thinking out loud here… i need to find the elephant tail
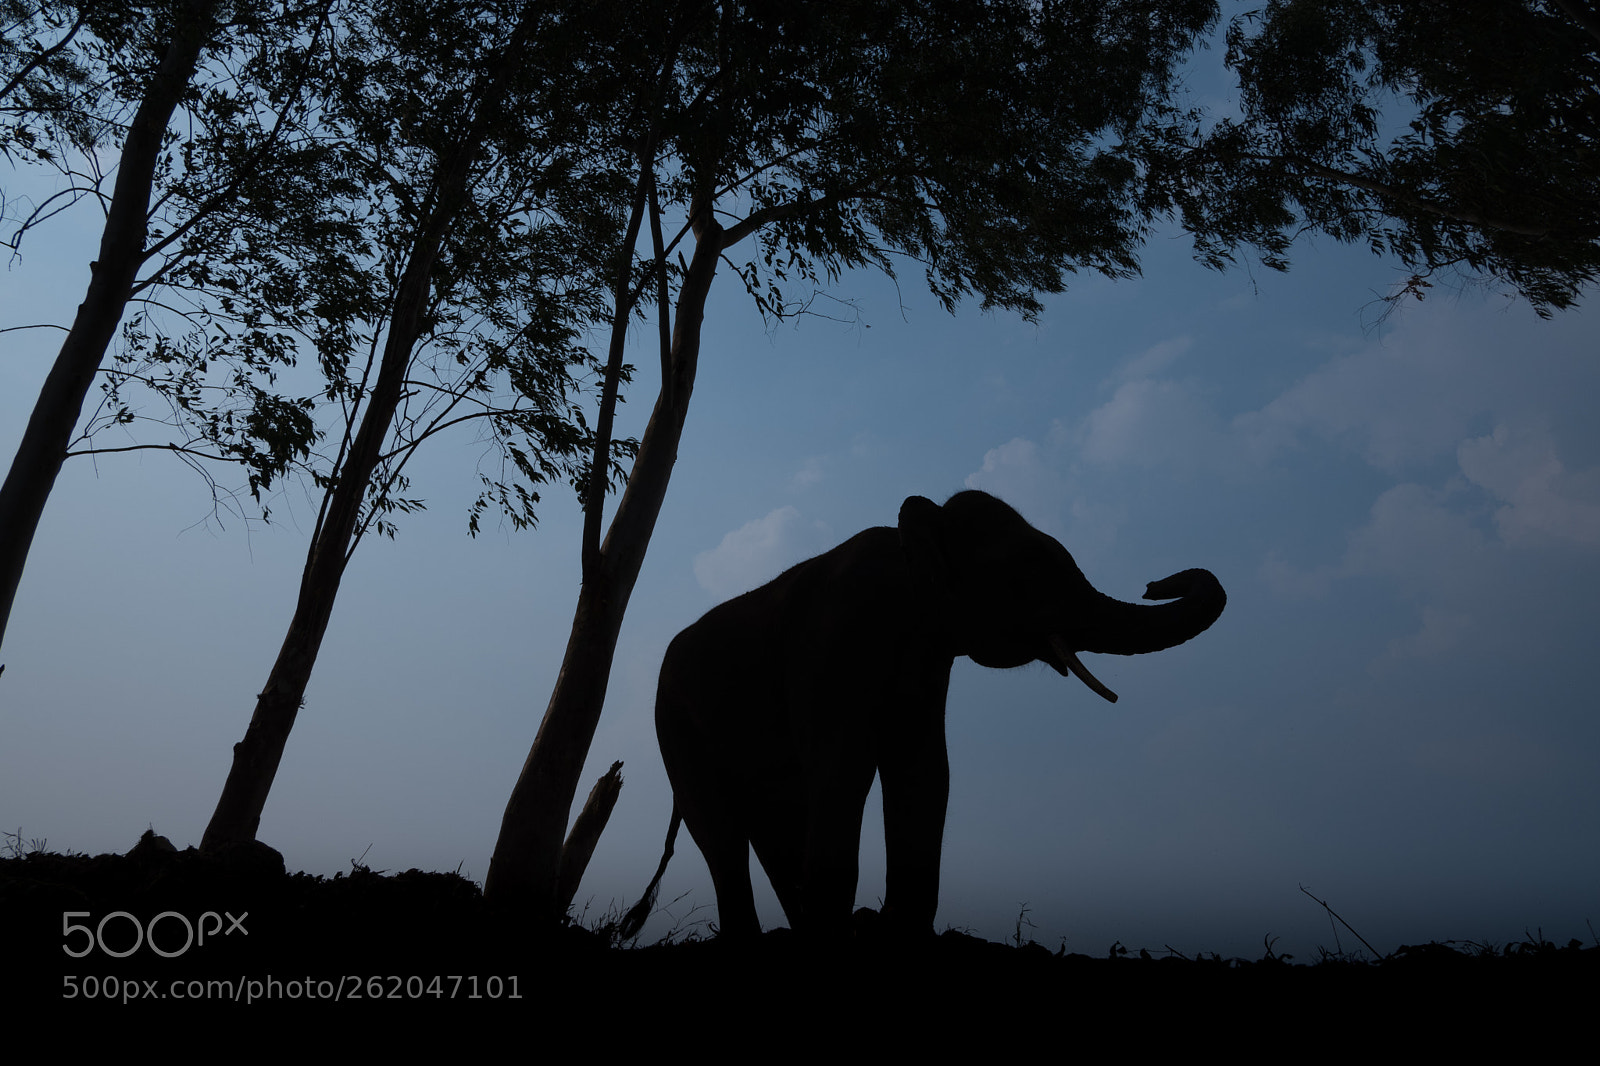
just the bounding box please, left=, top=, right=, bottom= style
left=617, top=806, right=682, bottom=942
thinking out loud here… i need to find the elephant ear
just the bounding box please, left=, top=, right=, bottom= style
left=898, top=495, right=953, bottom=598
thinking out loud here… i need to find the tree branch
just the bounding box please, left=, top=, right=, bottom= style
left=0, top=322, right=70, bottom=336
left=720, top=188, right=851, bottom=249
left=1285, top=157, right=1557, bottom=238
left=65, top=441, right=243, bottom=463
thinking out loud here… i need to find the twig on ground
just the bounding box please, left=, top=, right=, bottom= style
left=1300, top=884, right=1384, bottom=960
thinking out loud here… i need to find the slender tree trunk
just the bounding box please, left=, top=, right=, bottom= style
left=199, top=239, right=440, bottom=846
left=0, top=0, right=217, bottom=658
left=484, top=214, right=725, bottom=916
left=201, top=10, right=539, bottom=847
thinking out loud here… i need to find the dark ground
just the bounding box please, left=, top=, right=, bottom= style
left=3, top=832, right=1593, bottom=1038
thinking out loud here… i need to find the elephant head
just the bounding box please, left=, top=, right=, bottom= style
left=897, top=491, right=1225, bottom=702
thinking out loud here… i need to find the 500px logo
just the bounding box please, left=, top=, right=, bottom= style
left=62, top=910, right=247, bottom=959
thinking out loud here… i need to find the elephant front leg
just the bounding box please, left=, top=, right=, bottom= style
left=877, top=720, right=949, bottom=936
left=800, top=763, right=876, bottom=936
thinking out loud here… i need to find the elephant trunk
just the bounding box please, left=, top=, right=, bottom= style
left=1078, top=568, right=1226, bottom=658
left=1043, top=568, right=1224, bottom=704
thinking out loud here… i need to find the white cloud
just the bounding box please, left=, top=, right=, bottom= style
left=1063, top=495, right=1127, bottom=557
left=1260, top=482, right=1489, bottom=610
left=966, top=437, right=1039, bottom=481
left=1241, top=300, right=1600, bottom=631
left=1341, top=482, right=1488, bottom=591
left=964, top=438, right=1069, bottom=536
left=1231, top=298, right=1574, bottom=475
left=1066, top=335, right=1225, bottom=472
left=962, top=434, right=1130, bottom=555
left=1115, top=335, right=1192, bottom=383
left=1081, top=378, right=1219, bottom=469
left=692, top=506, right=832, bottom=599
left=1457, top=422, right=1600, bottom=547
left=790, top=456, right=825, bottom=489
left=1266, top=420, right=1600, bottom=612
left=1235, top=343, right=1468, bottom=473
left=1259, top=550, right=1334, bottom=599
left=1382, top=606, right=1473, bottom=661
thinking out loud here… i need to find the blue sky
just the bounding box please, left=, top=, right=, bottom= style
left=5, top=139, right=1599, bottom=959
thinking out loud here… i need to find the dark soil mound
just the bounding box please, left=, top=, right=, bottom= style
left=4, top=833, right=1593, bottom=1037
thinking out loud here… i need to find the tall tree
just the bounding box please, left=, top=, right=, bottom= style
left=484, top=0, right=1228, bottom=917
left=200, top=0, right=626, bottom=848
left=0, top=0, right=360, bottom=659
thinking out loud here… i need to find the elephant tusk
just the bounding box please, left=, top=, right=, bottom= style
left=1068, top=652, right=1120, bottom=703
left=1049, top=635, right=1118, bottom=703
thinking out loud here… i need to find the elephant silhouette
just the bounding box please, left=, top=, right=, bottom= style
left=623, top=490, right=1225, bottom=940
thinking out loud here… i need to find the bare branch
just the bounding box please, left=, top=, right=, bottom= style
left=65, top=441, right=241, bottom=463
left=0, top=322, right=70, bottom=336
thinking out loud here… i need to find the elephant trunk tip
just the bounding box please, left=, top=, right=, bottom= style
left=1080, top=567, right=1225, bottom=659
left=1144, top=568, right=1224, bottom=605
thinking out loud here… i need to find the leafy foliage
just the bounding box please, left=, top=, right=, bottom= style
left=5, top=1, right=633, bottom=537
left=611, top=0, right=1224, bottom=326
left=296, top=0, right=631, bottom=542
left=4, top=1, right=370, bottom=513
left=0, top=0, right=123, bottom=167
left=1175, top=0, right=1600, bottom=313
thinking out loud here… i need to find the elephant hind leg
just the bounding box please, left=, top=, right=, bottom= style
left=659, top=722, right=762, bottom=938
left=749, top=789, right=808, bottom=931
left=669, top=795, right=762, bottom=938
left=697, top=826, right=761, bottom=939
